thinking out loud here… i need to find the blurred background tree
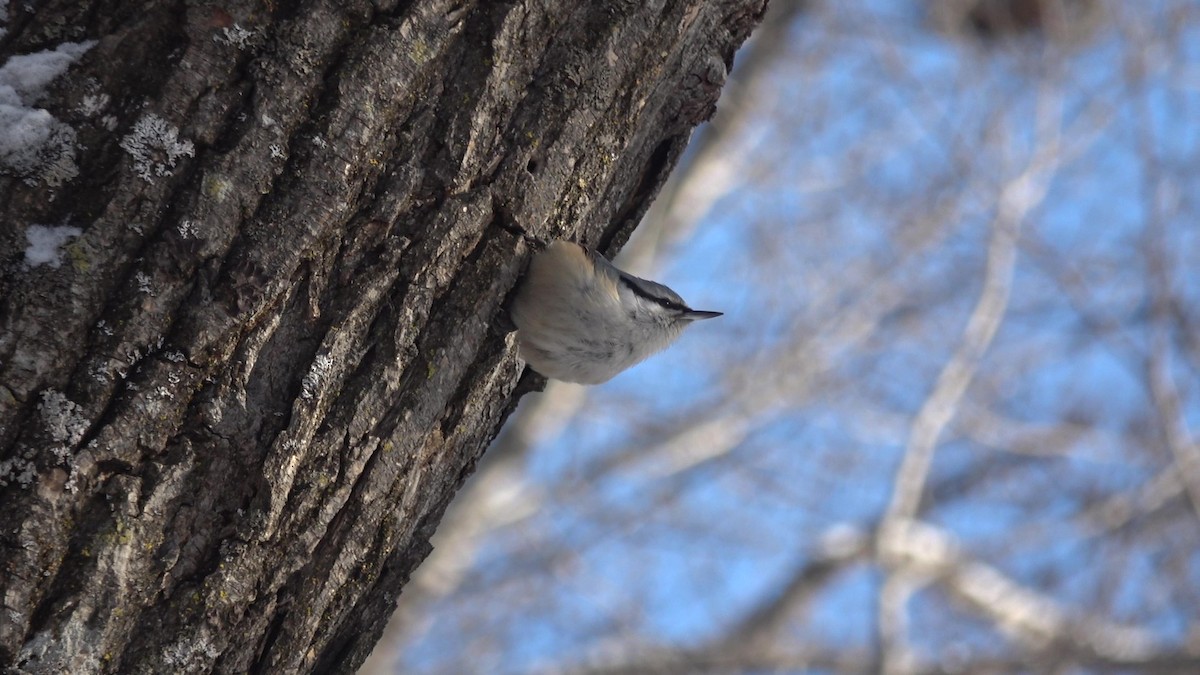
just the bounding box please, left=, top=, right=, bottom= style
left=364, top=0, right=1200, bottom=672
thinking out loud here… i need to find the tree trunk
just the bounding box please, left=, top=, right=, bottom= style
left=0, top=0, right=764, bottom=672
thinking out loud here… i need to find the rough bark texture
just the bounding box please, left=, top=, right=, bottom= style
left=0, top=0, right=765, bottom=672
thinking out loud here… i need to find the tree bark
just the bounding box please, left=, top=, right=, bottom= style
left=0, top=0, right=765, bottom=672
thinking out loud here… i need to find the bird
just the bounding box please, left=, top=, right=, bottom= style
left=509, top=240, right=722, bottom=384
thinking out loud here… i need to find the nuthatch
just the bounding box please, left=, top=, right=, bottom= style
left=510, top=240, right=722, bottom=384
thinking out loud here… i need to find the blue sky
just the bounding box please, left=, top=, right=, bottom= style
left=386, top=2, right=1200, bottom=673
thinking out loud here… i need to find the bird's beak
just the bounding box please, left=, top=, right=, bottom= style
left=684, top=309, right=723, bottom=321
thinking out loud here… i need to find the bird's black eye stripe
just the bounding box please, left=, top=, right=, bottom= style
left=618, top=277, right=687, bottom=311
